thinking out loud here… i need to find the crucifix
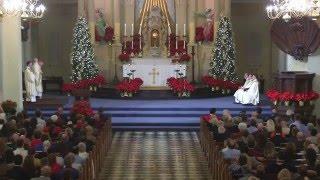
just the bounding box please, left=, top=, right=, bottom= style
left=148, top=67, right=159, bottom=84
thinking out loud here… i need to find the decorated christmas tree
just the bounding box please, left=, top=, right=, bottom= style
left=71, top=17, right=99, bottom=83
left=209, top=16, right=238, bottom=82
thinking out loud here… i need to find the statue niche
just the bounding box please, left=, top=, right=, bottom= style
left=141, top=6, right=168, bottom=57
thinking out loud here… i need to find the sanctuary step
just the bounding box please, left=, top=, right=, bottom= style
left=25, top=95, right=273, bottom=130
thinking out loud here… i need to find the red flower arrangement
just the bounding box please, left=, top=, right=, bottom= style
left=118, top=52, right=130, bottom=62
left=71, top=100, right=94, bottom=117
left=62, top=74, right=106, bottom=93
left=104, top=26, right=114, bottom=43
left=195, top=27, right=205, bottom=43
left=116, top=78, right=143, bottom=93
left=95, top=28, right=102, bottom=42
left=201, top=114, right=211, bottom=123
left=279, top=92, right=295, bottom=102
left=167, top=77, right=195, bottom=96
left=266, top=89, right=319, bottom=104
left=179, top=54, right=191, bottom=63
left=201, top=76, right=240, bottom=91
left=266, top=90, right=281, bottom=102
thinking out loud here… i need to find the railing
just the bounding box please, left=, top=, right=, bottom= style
left=199, top=120, right=232, bottom=180
left=80, top=118, right=112, bottom=180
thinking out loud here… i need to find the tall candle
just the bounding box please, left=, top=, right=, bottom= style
left=183, top=24, right=186, bottom=36
left=124, top=23, right=127, bottom=36
left=139, top=24, right=142, bottom=35
left=168, top=24, right=171, bottom=34
left=131, top=23, right=134, bottom=36
left=139, top=36, right=142, bottom=49
left=176, top=23, right=178, bottom=35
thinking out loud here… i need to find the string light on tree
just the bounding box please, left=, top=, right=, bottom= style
left=209, top=16, right=238, bottom=82
left=70, top=17, right=99, bottom=83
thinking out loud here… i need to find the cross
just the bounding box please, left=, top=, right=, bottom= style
left=148, top=67, right=159, bottom=84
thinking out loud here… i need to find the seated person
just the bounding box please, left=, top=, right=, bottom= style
left=234, top=74, right=260, bottom=105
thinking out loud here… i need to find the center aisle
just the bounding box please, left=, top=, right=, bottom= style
left=98, top=131, right=210, bottom=179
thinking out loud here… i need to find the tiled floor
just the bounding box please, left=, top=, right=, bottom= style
left=98, top=131, right=210, bottom=180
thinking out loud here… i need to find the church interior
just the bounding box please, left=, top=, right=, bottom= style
left=1, top=0, right=320, bottom=179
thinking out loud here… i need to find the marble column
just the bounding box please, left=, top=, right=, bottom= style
left=187, top=0, right=198, bottom=82
left=78, top=0, right=85, bottom=16
left=87, top=0, right=95, bottom=43
left=113, top=0, right=122, bottom=82
left=0, top=16, right=23, bottom=111
left=224, top=0, right=231, bottom=17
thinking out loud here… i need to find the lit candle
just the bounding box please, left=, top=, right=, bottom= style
left=183, top=24, right=186, bottom=36
left=131, top=23, right=134, bottom=36
left=124, top=23, right=127, bottom=36
left=139, top=24, right=142, bottom=35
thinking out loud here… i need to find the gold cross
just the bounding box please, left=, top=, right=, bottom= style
left=148, top=67, right=159, bottom=84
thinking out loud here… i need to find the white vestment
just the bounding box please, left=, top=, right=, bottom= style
left=32, top=62, right=43, bottom=97
left=234, top=77, right=260, bottom=105
left=24, top=67, right=37, bottom=102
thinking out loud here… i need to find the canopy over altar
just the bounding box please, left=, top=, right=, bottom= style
left=123, top=58, right=186, bottom=87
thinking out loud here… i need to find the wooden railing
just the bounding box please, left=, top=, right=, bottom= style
left=80, top=119, right=112, bottom=180
left=199, top=120, right=233, bottom=180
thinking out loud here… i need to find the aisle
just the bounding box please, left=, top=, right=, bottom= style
left=98, top=131, right=210, bottom=179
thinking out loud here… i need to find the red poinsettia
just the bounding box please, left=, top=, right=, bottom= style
left=279, top=91, right=294, bottom=101
left=201, top=114, right=211, bottom=123
left=95, top=28, right=102, bottom=42
left=118, top=52, right=130, bottom=62
left=308, top=91, right=319, bottom=101
left=195, top=27, right=205, bottom=42
left=104, top=26, right=114, bottom=42
left=116, top=78, right=143, bottom=93
left=166, top=77, right=195, bottom=93
left=62, top=75, right=106, bottom=93
left=179, top=54, right=191, bottom=63
left=71, top=100, right=94, bottom=117
left=266, top=89, right=281, bottom=102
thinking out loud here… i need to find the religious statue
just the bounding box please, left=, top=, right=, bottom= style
left=196, top=8, right=214, bottom=42
left=32, top=58, right=44, bottom=99
left=234, top=74, right=260, bottom=105
left=24, top=61, right=37, bottom=102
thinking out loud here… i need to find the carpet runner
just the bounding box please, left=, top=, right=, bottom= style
left=98, top=131, right=210, bottom=179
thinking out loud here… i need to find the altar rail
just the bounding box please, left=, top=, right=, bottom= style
left=199, top=120, right=232, bottom=180
left=79, top=119, right=112, bottom=180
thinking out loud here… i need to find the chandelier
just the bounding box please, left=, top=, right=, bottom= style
left=0, top=0, right=46, bottom=19
left=266, top=0, right=320, bottom=20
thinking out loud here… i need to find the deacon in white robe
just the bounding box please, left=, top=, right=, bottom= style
left=25, top=61, right=37, bottom=102
left=234, top=74, right=260, bottom=105
left=32, top=58, right=43, bottom=98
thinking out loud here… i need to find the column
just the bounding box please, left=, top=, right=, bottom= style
left=0, top=16, right=23, bottom=111
left=188, top=0, right=197, bottom=82
left=78, top=0, right=85, bottom=16
left=224, top=0, right=231, bottom=17
left=87, top=0, right=95, bottom=43
left=113, top=0, right=122, bottom=82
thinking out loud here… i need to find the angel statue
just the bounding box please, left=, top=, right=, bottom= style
left=195, top=8, right=214, bottom=42
left=95, top=9, right=107, bottom=39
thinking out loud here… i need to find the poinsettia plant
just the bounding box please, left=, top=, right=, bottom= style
left=179, top=54, right=191, bottom=63
left=118, top=52, right=130, bottom=62
left=62, top=74, right=106, bottom=93
left=266, top=89, right=281, bottom=102
left=202, top=76, right=240, bottom=93
left=265, top=89, right=319, bottom=105
left=195, top=27, right=205, bottom=43
left=71, top=100, right=94, bottom=117
left=167, top=77, right=195, bottom=97
left=116, top=78, right=143, bottom=96
left=104, top=27, right=114, bottom=43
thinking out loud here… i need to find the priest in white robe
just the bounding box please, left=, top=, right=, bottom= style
left=234, top=74, right=260, bottom=105
left=25, top=61, right=37, bottom=102
left=32, top=58, right=43, bottom=98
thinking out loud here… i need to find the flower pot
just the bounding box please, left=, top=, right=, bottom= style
left=128, top=92, right=133, bottom=97
left=310, top=100, right=314, bottom=105
left=299, top=101, right=304, bottom=107
left=211, top=87, right=215, bottom=92
left=273, top=101, right=277, bottom=106
left=227, top=89, right=231, bottom=94
left=222, top=89, right=226, bottom=95
left=178, top=92, right=182, bottom=97
left=198, top=41, right=202, bottom=46
left=120, top=92, right=129, bottom=97
left=215, top=86, right=220, bottom=91
left=284, top=101, right=290, bottom=106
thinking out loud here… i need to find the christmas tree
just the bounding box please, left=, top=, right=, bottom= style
left=209, top=16, right=238, bottom=82
left=71, top=17, right=99, bottom=82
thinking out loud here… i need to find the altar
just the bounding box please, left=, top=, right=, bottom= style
left=123, top=58, right=186, bottom=87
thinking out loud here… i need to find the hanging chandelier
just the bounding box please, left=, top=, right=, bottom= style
left=0, top=0, right=46, bottom=19
left=266, top=0, right=320, bottom=20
